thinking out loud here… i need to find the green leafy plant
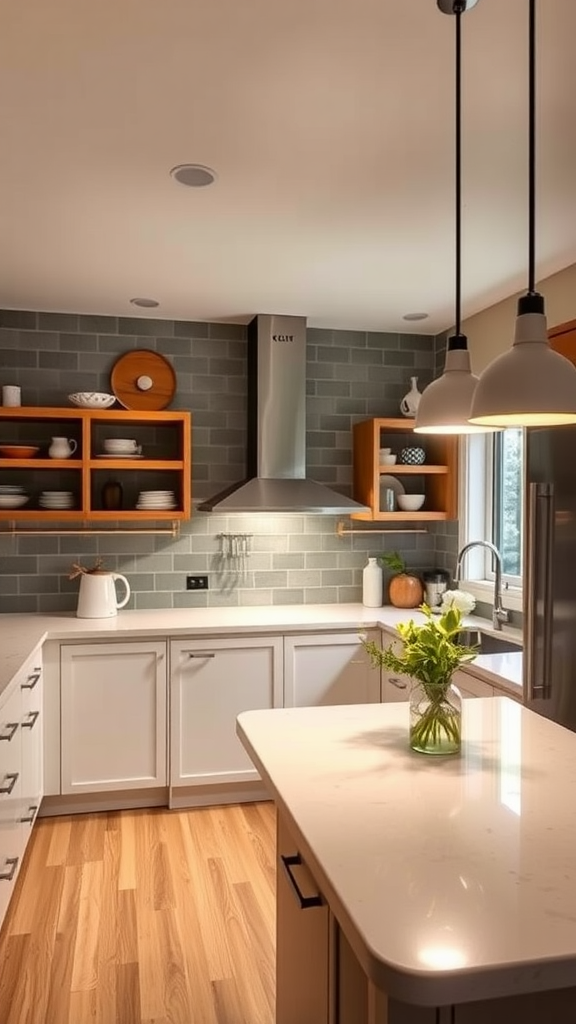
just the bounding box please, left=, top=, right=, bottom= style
left=362, top=605, right=478, bottom=752
left=379, top=550, right=406, bottom=574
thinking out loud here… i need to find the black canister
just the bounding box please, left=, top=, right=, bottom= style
left=423, top=569, right=451, bottom=608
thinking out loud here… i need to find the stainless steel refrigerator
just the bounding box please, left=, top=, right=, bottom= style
left=524, top=425, right=576, bottom=731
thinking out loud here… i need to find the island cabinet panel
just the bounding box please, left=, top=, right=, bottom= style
left=284, top=631, right=381, bottom=707
left=60, top=641, right=167, bottom=794
left=170, top=636, right=283, bottom=791
left=453, top=987, right=576, bottom=1023
left=276, top=812, right=332, bottom=1024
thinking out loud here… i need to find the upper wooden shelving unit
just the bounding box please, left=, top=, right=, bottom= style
left=0, top=407, right=192, bottom=524
left=351, top=417, right=458, bottom=522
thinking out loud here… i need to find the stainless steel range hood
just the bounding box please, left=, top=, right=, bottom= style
left=199, top=314, right=369, bottom=514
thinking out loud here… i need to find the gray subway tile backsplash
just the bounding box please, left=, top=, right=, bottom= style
left=0, top=308, right=451, bottom=612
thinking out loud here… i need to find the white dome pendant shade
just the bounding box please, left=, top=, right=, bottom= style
left=468, top=0, right=576, bottom=428
left=468, top=294, right=576, bottom=427
left=415, top=335, right=490, bottom=434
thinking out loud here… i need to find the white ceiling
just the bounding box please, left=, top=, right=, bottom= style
left=1, top=0, right=575, bottom=334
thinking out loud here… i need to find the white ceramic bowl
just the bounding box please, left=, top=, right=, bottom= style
left=0, top=494, right=29, bottom=509
left=69, top=392, right=116, bottom=409
left=397, top=493, right=425, bottom=511
left=380, top=454, right=397, bottom=465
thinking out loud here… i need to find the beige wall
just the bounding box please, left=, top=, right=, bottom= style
left=463, top=262, right=576, bottom=374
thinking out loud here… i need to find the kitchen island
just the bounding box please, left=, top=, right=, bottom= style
left=237, top=699, right=576, bottom=1023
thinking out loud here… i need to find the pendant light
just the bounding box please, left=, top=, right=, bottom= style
left=415, top=0, right=489, bottom=435
left=469, top=0, right=576, bottom=427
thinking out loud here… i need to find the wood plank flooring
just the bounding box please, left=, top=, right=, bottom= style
left=0, top=802, right=276, bottom=1024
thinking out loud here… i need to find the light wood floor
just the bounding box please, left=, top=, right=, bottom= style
left=0, top=801, right=277, bottom=1024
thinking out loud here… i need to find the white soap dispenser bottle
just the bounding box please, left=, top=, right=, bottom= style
left=362, top=557, right=382, bottom=608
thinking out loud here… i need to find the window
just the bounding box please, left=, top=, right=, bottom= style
left=490, top=428, right=523, bottom=581
left=460, top=428, right=524, bottom=607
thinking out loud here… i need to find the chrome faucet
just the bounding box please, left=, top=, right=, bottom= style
left=454, top=541, right=510, bottom=632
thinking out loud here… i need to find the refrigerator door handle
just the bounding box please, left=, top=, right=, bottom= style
left=525, top=482, right=554, bottom=701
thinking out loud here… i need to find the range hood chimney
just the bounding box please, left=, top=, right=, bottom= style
left=199, top=314, right=369, bottom=514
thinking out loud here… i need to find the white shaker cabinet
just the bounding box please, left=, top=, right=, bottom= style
left=19, top=657, right=43, bottom=831
left=170, top=635, right=283, bottom=792
left=60, top=641, right=167, bottom=794
left=0, top=653, right=43, bottom=932
left=452, top=669, right=494, bottom=699
left=284, top=631, right=381, bottom=708
left=0, top=681, right=22, bottom=930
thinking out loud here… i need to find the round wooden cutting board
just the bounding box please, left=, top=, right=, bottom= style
left=110, top=350, right=177, bottom=410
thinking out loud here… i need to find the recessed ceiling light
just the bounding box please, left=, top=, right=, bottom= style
left=170, top=164, right=217, bottom=188
left=402, top=312, right=429, bottom=322
left=130, top=297, right=159, bottom=309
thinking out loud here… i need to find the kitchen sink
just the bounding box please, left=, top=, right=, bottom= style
left=456, top=629, right=522, bottom=655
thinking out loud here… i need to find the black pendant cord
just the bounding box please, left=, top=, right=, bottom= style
left=527, top=0, right=536, bottom=295
left=454, top=7, right=462, bottom=336
left=518, top=0, right=544, bottom=315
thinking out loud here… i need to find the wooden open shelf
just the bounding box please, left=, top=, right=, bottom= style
left=351, top=417, right=458, bottom=521
left=0, top=407, right=192, bottom=524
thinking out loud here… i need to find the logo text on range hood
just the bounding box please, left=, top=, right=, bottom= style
left=198, top=314, right=369, bottom=514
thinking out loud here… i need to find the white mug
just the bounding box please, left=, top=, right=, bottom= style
left=2, top=385, right=21, bottom=407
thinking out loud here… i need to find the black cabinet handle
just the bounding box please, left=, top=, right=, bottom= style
left=389, top=676, right=408, bottom=690
left=21, top=671, right=41, bottom=690
left=21, top=710, right=40, bottom=730
left=280, top=853, right=323, bottom=909
left=0, top=857, right=18, bottom=882
left=0, top=722, right=18, bottom=742
left=0, top=772, right=19, bottom=795
left=20, top=805, right=38, bottom=825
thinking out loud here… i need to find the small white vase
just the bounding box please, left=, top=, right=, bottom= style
left=400, top=376, right=422, bottom=418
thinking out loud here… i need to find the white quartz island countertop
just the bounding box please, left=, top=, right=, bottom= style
left=0, top=603, right=522, bottom=699
left=237, top=699, right=576, bottom=1009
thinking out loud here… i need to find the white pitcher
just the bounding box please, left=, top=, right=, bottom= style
left=48, top=436, right=77, bottom=459
left=399, top=376, right=422, bottom=418
left=76, top=571, right=131, bottom=618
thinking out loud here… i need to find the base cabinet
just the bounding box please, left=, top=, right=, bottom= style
left=284, top=631, right=381, bottom=707
left=60, top=641, right=167, bottom=794
left=0, top=653, right=43, bottom=933
left=170, top=636, right=283, bottom=791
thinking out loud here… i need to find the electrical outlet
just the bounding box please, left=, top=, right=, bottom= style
left=186, top=575, right=209, bottom=591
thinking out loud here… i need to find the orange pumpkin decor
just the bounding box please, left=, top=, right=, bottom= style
left=381, top=551, right=424, bottom=609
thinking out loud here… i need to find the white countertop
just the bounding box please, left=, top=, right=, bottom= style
left=237, top=699, right=576, bottom=1007
left=0, top=603, right=522, bottom=698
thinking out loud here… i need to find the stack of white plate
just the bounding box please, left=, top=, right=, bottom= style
left=136, top=489, right=177, bottom=510
left=39, top=490, right=75, bottom=510
left=0, top=485, right=29, bottom=509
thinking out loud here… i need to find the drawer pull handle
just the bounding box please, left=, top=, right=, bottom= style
left=0, top=722, right=18, bottom=742
left=187, top=652, right=216, bottom=659
left=0, top=857, right=18, bottom=882
left=21, top=671, right=41, bottom=691
left=280, top=853, right=323, bottom=910
left=20, top=805, right=38, bottom=825
left=21, top=710, right=40, bottom=730
left=389, top=676, right=408, bottom=690
left=0, top=772, right=19, bottom=795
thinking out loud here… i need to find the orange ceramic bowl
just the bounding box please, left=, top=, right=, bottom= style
left=0, top=445, right=40, bottom=459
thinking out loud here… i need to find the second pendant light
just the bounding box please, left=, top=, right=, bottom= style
left=415, top=0, right=489, bottom=435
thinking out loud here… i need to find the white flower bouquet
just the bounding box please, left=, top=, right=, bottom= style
left=440, top=588, right=476, bottom=615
